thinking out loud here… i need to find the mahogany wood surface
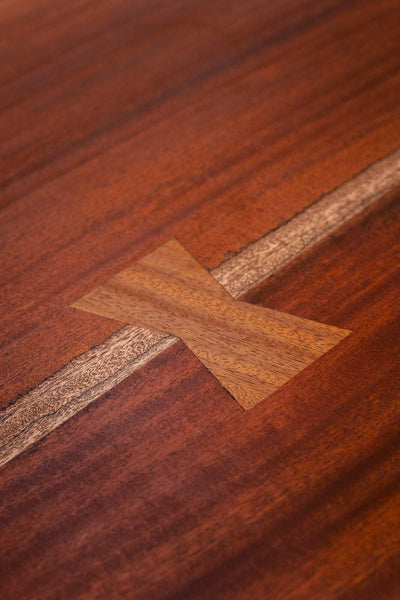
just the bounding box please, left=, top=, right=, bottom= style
left=73, top=239, right=349, bottom=409
left=1, top=151, right=396, bottom=470
left=1, top=0, right=400, bottom=409
left=1, top=189, right=399, bottom=599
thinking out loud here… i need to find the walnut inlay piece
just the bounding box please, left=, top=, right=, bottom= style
left=72, top=240, right=349, bottom=409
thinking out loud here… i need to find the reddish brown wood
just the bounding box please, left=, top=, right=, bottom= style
left=1, top=155, right=393, bottom=470
left=0, top=190, right=399, bottom=599
left=1, top=0, right=400, bottom=408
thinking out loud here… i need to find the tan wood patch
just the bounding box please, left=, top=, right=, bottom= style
left=73, top=239, right=349, bottom=409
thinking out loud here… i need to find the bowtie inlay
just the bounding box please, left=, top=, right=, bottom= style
left=73, top=239, right=349, bottom=409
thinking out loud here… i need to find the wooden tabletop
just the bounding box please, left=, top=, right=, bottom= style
left=1, top=1, right=400, bottom=598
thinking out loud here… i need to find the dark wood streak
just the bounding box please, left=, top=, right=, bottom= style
left=1, top=0, right=400, bottom=411
left=0, top=190, right=399, bottom=599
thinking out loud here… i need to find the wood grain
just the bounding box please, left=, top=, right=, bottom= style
left=73, top=239, right=348, bottom=409
left=1, top=2, right=399, bottom=596
left=0, top=188, right=398, bottom=600
left=1, top=150, right=399, bottom=467
left=213, top=148, right=400, bottom=297
left=1, top=0, right=400, bottom=412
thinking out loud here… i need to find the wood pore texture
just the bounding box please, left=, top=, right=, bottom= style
left=1, top=0, right=400, bottom=598
left=73, top=239, right=349, bottom=409
left=1, top=0, right=400, bottom=410
left=1, top=188, right=399, bottom=600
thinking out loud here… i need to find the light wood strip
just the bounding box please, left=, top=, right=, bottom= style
left=1, top=149, right=400, bottom=467
left=213, top=149, right=400, bottom=297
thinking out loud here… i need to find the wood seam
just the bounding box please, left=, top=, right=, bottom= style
left=1, top=148, right=400, bottom=467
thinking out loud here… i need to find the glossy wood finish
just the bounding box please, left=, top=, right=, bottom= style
left=2, top=151, right=397, bottom=468
left=1, top=0, right=400, bottom=410
left=1, top=190, right=399, bottom=599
